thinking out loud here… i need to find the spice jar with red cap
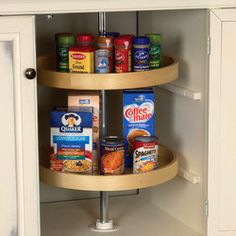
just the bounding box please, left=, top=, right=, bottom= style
left=114, top=36, right=132, bottom=73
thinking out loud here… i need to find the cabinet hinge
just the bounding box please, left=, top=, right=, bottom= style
left=204, top=200, right=209, bottom=217
left=207, top=36, right=211, bottom=55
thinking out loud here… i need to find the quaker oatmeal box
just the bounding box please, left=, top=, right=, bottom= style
left=50, top=106, right=93, bottom=174
left=68, top=91, right=100, bottom=172
left=123, top=89, right=155, bottom=168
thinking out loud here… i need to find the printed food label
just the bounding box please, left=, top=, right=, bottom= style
left=133, top=47, right=149, bottom=71
left=50, top=109, right=93, bottom=174
left=101, top=144, right=125, bottom=175
left=69, top=51, right=94, bottom=73
left=123, top=89, right=155, bottom=168
left=133, top=144, right=158, bottom=173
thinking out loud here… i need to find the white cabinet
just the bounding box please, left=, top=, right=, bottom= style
left=208, top=9, right=236, bottom=236
left=1, top=6, right=236, bottom=236
left=0, top=16, right=40, bottom=236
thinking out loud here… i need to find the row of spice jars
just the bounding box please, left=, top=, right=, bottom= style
left=55, top=32, right=161, bottom=73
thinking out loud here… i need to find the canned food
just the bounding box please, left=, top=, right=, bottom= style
left=100, top=136, right=125, bottom=175
left=95, top=49, right=109, bottom=73
left=133, top=136, right=158, bottom=173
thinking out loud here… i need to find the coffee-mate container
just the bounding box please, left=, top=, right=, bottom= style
left=123, top=89, right=155, bottom=168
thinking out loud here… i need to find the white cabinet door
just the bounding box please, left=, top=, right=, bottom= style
left=208, top=9, right=236, bottom=236
left=0, top=16, right=40, bottom=236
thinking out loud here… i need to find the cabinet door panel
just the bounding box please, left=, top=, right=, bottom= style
left=208, top=9, right=236, bottom=236
left=0, top=16, right=39, bottom=236
left=0, top=40, right=17, bottom=236
left=219, top=21, right=236, bottom=231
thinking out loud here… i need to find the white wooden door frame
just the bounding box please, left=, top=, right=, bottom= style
left=0, top=16, right=40, bottom=236
left=208, top=9, right=236, bottom=236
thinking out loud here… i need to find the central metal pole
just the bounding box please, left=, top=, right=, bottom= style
left=100, top=191, right=109, bottom=223
left=90, top=11, right=119, bottom=233
left=99, top=11, right=109, bottom=226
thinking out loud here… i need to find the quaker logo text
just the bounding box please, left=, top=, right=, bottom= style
left=60, top=113, right=82, bottom=132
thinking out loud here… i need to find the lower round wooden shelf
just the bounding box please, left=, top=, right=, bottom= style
left=40, top=145, right=178, bottom=191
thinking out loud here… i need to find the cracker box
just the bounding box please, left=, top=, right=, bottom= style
left=123, top=89, right=155, bottom=168
left=68, top=91, right=100, bottom=172
left=50, top=107, right=93, bottom=174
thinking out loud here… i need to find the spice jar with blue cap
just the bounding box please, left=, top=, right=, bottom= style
left=133, top=36, right=150, bottom=72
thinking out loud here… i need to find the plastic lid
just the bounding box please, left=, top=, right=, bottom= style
left=120, top=34, right=134, bottom=42
left=114, top=36, right=131, bottom=46
left=145, top=33, right=161, bottom=43
left=133, top=135, right=158, bottom=143
left=76, top=34, right=94, bottom=43
left=97, top=36, right=113, bottom=45
left=55, top=33, right=75, bottom=45
left=133, top=36, right=150, bottom=45
left=69, top=46, right=94, bottom=52
left=103, top=32, right=120, bottom=38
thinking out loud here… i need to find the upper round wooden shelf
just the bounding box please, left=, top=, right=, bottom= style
left=40, top=145, right=178, bottom=191
left=37, top=54, right=179, bottom=90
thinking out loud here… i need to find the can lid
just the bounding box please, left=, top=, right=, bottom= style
left=97, top=36, right=113, bottom=45
left=133, top=36, right=150, bottom=45
left=76, top=34, right=94, bottom=43
left=55, top=33, right=75, bottom=45
left=120, top=34, right=134, bottom=42
left=145, top=33, right=161, bottom=43
left=114, top=36, right=131, bottom=46
left=103, top=32, right=120, bottom=38
left=133, top=135, right=158, bottom=143
left=101, top=136, right=124, bottom=145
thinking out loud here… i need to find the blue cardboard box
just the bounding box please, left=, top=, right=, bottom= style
left=123, top=89, right=155, bottom=168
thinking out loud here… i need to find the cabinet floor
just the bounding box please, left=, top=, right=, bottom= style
left=40, top=194, right=201, bottom=236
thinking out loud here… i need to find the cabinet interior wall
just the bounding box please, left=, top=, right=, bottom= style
left=36, top=9, right=208, bottom=235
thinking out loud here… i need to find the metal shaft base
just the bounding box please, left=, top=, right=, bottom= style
left=89, top=191, right=119, bottom=232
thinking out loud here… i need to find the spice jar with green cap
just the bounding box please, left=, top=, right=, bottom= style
left=55, top=33, right=75, bottom=72
left=145, top=33, right=161, bottom=69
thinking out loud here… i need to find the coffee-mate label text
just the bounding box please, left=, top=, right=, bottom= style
left=123, top=89, right=155, bottom=167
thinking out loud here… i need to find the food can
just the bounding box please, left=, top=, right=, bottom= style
left=100, top=136, right=125, bottom=175
left=95, top=49, right=109, bottom=73
left=133, top=136, right=158, bottom=173
left=133, top=36, right=150, bottom=71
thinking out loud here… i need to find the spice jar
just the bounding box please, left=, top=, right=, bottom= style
left=97, top=36, right=113, bottom=72
left=114, top=36, right=132, bottom=73
left=55, top=33, right=75, bottom=72
left=133, top=36, right=150, bottom=72
left=69, top=46, right=94, bottom=73
left=145, top=33, right=161, bottom=69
